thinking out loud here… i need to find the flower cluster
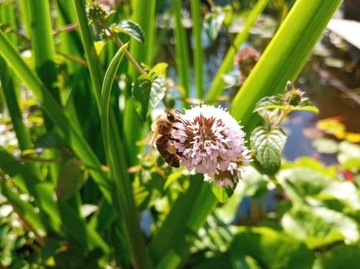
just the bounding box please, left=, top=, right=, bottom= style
left=235, top=46, right=260, bottom=82
left=171, top=105, right=251, bottom=188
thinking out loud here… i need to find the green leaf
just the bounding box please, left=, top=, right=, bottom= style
left=150, top=62, right=168, bottom=77
left=282, top=206, right=359, bottom=249
left=281, top=157, right=337, bottom=177
left=278, top=166, right=360, bottom=212
left=211, top=184, right=234, bottom=203
left=314, top=244, right=360, bottom=269
left=132, top=74, right=166, bottom=121
left=278, top=168, right=331, bottom=199
left=101, top=44, right=152, bottom=268
left=253, top=95, right=284, bottom=112
left=338, top=141, right=360, bottom=170
left=56, top=158, right=88, bottom=201
left=230, top=227, right=314, bottom=268
left=254, top=94, right=319, bottom=115
left=114, top=20, right=145, bottom=43
left=250, top=126, right=287, bottom=175
left=132, top=75, right=151, bottom=121
left=149, top=75, right=166, bottom=108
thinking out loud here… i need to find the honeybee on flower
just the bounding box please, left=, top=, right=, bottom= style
left=149, top=105, right=252, bottom=188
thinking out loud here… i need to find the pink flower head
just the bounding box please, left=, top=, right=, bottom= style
left=172, top=105, right=251, bottom=188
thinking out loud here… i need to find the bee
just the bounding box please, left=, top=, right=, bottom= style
left=147, top=109, right=181, bottom=167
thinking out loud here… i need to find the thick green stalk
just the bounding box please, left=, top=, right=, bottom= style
left=73, top=0, right=103, bottom=108
left=27, top=0, right=61, bottom=181
left=18, top=0, right=31, bottom=36
left=173, top=0, right=191, bottom=100
left=129, top=0, right=156, bottom=72
left=206, top=0, right=270, bottom=101
left=28, top=0, right=60, bottom=104
left=230, top=0, right=343, bottom=126
left=190, top=0, right=204, bottom=99
left=0, top=59, right=32, bottom=151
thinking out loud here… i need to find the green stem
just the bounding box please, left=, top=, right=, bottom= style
left=101, top=44, right=152, bottom=268
left=0, top=58, right=32, bottom=151
left=173, top=0, right=191, bottom=101
left=73, top=0, right=103, bottom=108
left=190, top=0, right=205, bottom=99
left=28, top=0, right=60, bottom=104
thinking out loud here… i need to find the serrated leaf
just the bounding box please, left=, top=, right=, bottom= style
left=149, top=76, right=166, bottom=108
left=132, top=75, right=151, bottom=121
left=114, top=20, right=145, bottom=43
left=132, top=75, right=166, bottom=121
left=254, top=95, right=284, bottom=112
left=250, top=126, right=287, bottom=175
left=254, top=94, right=319, bottom=115
left=56, top=158, right=87, bottom=201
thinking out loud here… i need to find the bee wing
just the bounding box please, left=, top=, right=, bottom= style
left=145, top=130, right=159, bottom=156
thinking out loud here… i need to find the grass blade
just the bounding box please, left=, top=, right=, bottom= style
left=101, top=44, right=152, bottom=269
left=0, top=29, right=112, bottom=201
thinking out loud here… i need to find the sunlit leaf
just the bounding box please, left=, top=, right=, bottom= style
left=316, top=118, right=346, bottom=138
left=149, top=75, right=166, bottom=108
left=253, top=95, right=284, bottom=112
left=312, top=138, right=338, bottom=154
left=250, top=126, right=287, bottom=175
left=278, top=166, right=360, bottom=212
left=282, top=206, right=359, bottom=249
left=132, top=74, right=166, bottom=121
left=281, top=157, right=337, bottom=177
left=150, top=62, right=168, bottom=77
left=337, top=141, right=360, bottom=171
left=277, top=168, right=331, bottom=199
left=94, top=40, right=107, bottom=55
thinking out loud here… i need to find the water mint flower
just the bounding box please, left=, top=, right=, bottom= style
left=172, top=105, right=251, bottom=188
